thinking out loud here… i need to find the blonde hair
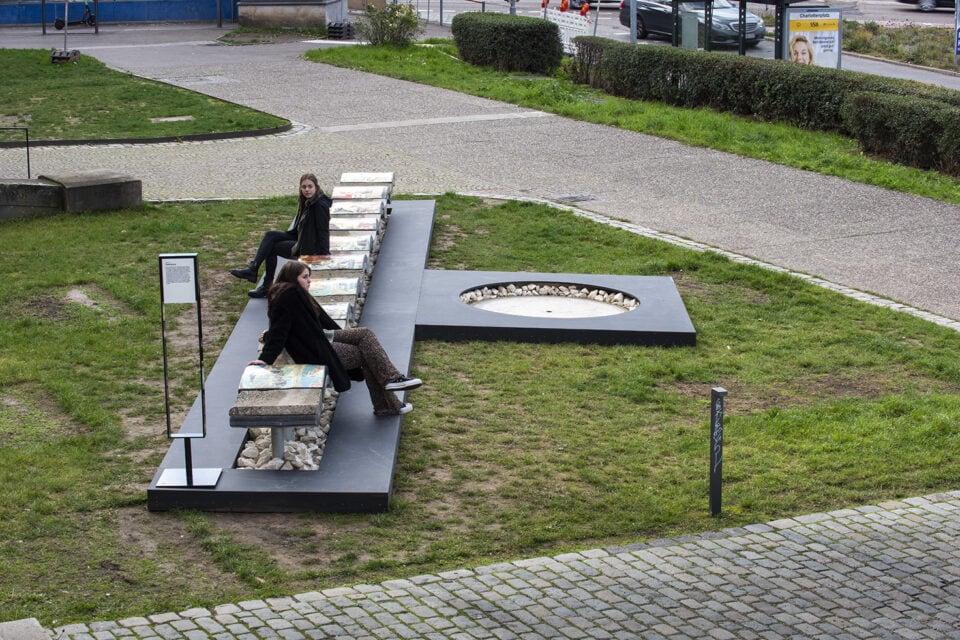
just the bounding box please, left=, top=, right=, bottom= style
left=789, top=35, right=814, bottom=65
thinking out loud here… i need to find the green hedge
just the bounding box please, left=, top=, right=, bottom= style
left=572, top=36, right=960, bottom=176
left=451, top=12, right=563, bottom=74
left=842, top=92, right=960, bottom=175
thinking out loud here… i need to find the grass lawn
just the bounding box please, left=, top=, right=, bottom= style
left=0, top=49, right=288, bottom=142
left=1, top=194, right=960, bottom=625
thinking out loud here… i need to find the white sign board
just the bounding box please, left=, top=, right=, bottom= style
left=784, top=8, right=842, bottom=70
left=160, top=253, right=198, bottom=304
left=545, top=8, right=591, bottom=55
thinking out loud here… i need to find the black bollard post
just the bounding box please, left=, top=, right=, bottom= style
left=709, top=387, right=727, bottom=516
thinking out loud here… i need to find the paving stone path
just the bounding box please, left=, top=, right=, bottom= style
left=47, top=492, right=960, bottom=639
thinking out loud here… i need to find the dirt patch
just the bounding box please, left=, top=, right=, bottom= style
left=0, top=383, right=86, bottom=443
left=0, top=114, right=29, bottom=126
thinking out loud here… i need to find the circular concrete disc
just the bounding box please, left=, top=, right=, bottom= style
left=470, top=295, right=628, bottom=318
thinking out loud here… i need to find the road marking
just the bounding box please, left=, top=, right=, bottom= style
left=319, top=111, right=554, bottom=132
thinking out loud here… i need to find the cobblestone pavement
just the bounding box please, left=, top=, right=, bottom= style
left=3, top=23, right=960, bottom=640
left=46, top=492, right=960, bottom=639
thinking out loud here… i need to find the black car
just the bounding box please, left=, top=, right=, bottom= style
left=618, top=0, right=766, bottom=47
left=896, top=0, right=955, bottom=11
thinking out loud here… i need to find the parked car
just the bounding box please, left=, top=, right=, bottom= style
left=618, top=0, right=766, bottom=47
left=896, top=0, right=955, bottom=11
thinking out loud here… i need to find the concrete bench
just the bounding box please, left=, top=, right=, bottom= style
left=229, top=364, right=328, bottom=459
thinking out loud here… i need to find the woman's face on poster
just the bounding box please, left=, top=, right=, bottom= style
left=792, top=41, right=812, bottom=64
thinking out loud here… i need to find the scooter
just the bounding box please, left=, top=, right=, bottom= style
left=54, top=0, right=96, bottom=30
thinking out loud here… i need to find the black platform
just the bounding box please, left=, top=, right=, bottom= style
left=148, top=200, right=697, bottom=513
left=147, top=200, right=436, bottom=512
left=416, top=271, right=696, bottom=346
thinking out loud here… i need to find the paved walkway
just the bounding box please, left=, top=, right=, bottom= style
left=39, top=491, right=960, bottom=639
left=2, top=21, right=960, bottom=640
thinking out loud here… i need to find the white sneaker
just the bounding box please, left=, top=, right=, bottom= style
left=385, top=376, right=422, bottom=391
left=399, top=402, right=413, bottom=415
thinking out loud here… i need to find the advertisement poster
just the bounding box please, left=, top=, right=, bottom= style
left=784, top=8, right=842, bottom=69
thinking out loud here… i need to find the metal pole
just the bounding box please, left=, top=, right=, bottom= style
left=955, top=1, right=959, bottom=66
left=671, top=0, right=678, bottom=47
left=774, top=0, right=785, bottom=60
left=629, top=0, right=637, bottom=44
left=184, top=438, right=194, bottom=486
left=709, top=386, right=727, bottom=517
left=704, top=0, right=712, bottom=52
left=737, top=0, right=746, bottom=56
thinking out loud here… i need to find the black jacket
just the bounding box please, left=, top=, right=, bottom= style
left=259, top=285, right=358, bottom=391
left=292, top=194, right=332, bottom=256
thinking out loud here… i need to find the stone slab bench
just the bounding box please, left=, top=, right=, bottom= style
left=230, top=382, right=327, bottom=458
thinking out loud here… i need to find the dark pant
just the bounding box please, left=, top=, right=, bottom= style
left=331, top=327, right=404, bottom=415
left=252, top=229, right=297, bottom=285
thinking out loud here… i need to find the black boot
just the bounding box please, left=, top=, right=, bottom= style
left=230, top=263, right=258, bottom=283
left=248, top=283, right=270, bottom=298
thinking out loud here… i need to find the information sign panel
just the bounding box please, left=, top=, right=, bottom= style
left=784, top=8, right=842, bottom=69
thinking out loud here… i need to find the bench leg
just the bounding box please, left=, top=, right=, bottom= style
left=271, top=428, right=289, bottom=460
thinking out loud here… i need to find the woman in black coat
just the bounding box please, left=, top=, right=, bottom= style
left=249, top=261, right=422, bottom=416
left=230, top=173, right=332, bottom=298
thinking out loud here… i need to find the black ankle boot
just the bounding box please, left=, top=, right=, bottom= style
left=230, top=263, right=258, bottom=283
left=248, top=283, right=270, bottom=298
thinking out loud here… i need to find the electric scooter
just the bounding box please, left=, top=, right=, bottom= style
left=54, top=0, right=96, bottom=30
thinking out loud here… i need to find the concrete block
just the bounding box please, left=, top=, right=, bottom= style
left=39, top=170, right=142, bottom=213
left=0, top=178, right=62, bottom=220
left=0, top=618, right=48, bottom=640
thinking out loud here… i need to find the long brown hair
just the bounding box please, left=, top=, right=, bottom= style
left=297, top=173, right=323, bottom=210
left=269, top=260, right=321, bottom=317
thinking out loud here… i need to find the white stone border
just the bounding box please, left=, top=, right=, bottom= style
left=460, top=282, right=639, bottom=311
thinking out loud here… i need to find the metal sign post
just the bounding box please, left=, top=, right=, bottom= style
left=955, top=2, right=959, bottom=66
left=157, top=253, right=221, bottom=488
left=709, top=386, right=727, bottom=517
